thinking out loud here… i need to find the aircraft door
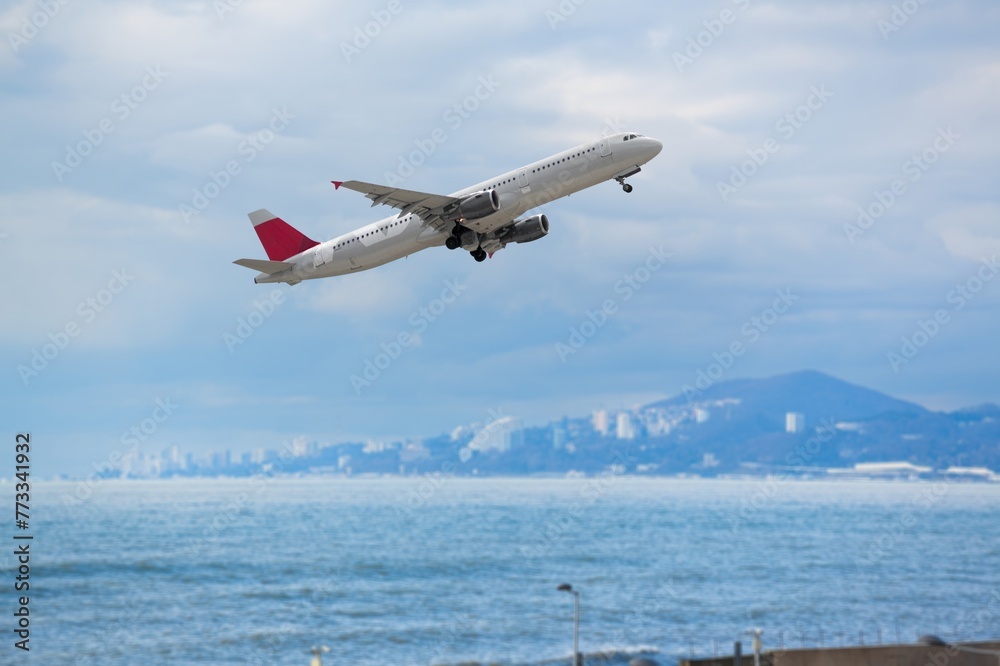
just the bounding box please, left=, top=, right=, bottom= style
left=517, top=169, right=530, bottom=193
left=599, top=137, right=612, bottom=157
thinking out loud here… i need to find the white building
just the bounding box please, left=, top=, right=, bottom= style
left=592, top=410, right=609, bottom=435
left=469, top=416, right=523, bottom=452
left=827, top=461, right=934, bottom=477
left=944, top=466, right=1000, bottom=482
left=363, top=440, right=395, bottom=454
left=786, top=412, right=806, bottom=434
left=616, top=412, right=636, bottom=440
left=290, top=436, right=310, bottom=457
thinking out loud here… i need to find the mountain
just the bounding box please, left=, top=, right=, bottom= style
left=148, top=370, right=999, bottom=480
left=628, top=370, right=996, bottom=473
left=650, top=369, right=927, bottom=423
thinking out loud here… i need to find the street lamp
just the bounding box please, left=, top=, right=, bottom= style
left=310, top=645, right=330, bottom=666
left=557, top=584, right=581, bottom=666
left=742, top=629, right=763, bottom=666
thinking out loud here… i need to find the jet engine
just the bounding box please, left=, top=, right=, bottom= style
left=500, top=214, right=549, bottom=244
left=455, top=189, right=500, bottom=220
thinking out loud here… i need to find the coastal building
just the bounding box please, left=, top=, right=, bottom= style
left=469, top=416, right=523, bottom=452
left=616, top=412, right=636, bottom=440
left=786, top=412, right=806, bottom=434
left=290, top=437, right=310, bottom=457
left=592, top=409, right=609, bottom=435
left=828, top=461, right=934, bottom=478
left=552, top=425, right=567, bottom=450
left=944, top=466, right=1000, bottom=482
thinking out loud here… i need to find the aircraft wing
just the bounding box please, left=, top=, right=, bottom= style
left=332, top=180, right=458, bottom=229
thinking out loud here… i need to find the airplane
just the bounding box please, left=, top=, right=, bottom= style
left=234, top=131, right=662, bottom=285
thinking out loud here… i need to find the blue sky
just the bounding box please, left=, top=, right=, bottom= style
left=2, top=0, right=998, bottom=475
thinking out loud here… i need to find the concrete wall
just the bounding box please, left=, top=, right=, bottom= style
left=769, top=642, right=1000, bottom=666
left=682, top=641, right=1000, bottom=666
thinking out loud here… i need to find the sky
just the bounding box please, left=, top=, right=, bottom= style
left=2, top=0, right=998, bottom=476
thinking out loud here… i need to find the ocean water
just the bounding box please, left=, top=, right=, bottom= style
left=6, top=477, right=1000, bottom=665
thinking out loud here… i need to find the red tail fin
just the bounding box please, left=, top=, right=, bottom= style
left=248, top=209, right=319, bottom=261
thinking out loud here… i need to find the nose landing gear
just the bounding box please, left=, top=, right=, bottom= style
left=614, top=175, right=634, bottom=193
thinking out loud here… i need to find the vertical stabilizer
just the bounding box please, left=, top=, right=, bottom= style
left=248, top=209, right=319, bottom=261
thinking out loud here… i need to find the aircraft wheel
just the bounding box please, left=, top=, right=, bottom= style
left=623, top=183, right=633, bottom=193
left=472, top=249, right=487, bottom=262
left=445, top=235, right=460, bottom=250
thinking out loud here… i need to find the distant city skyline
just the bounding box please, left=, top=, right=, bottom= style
left=42, top=370, right=999, bottom=483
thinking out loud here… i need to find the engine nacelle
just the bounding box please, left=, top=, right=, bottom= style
left=456, top=189, right=500, bottom=220
left=501, top=214, right=550, bottom=244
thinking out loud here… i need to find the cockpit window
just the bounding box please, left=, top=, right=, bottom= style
left=623, top=133, right=639, bottom=140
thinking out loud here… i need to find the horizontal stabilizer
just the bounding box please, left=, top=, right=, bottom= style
left=233, top=258, right=294, bottom=274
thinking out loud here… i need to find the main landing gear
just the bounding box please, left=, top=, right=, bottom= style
left=615, top=175, right=634, bottom=193
left=446, top=225, right=487, bottom=262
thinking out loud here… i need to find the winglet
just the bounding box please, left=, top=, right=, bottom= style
left=331, top=181, right=343, bottom=190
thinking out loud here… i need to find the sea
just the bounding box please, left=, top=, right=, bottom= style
left=5, top=477, right=1000, bottom=665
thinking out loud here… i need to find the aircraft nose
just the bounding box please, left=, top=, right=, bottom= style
left=648, top=137, right=663, bottom=158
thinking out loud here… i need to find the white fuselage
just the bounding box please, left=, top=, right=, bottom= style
left=257, top=132, right=662, bottom=283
